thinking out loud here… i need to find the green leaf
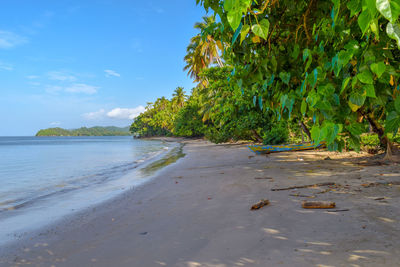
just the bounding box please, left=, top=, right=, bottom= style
left=357, top=69, right=374, bottom=84
left=323, top=122, right=339, bottom=145
left=224, top=0, right=234, bottom=11
left=341, top=77, right=351, bottom=94
left=376, top=0, right=400, bottom=23
left=232, top=22, right=242, bottom=45
left=240, top=24, right=250, bottom=44
left=395, top=97, right=400, bottom=113
left=386, top=22, right=400, bottom=49
left=347, top=0, right=361, bottom=17
left=365, top=84, right=376, bottom=98
left=228, top=10, right=242, bottom=31
left=279, top=72, right=291, bottom=85
left=252, top=19, right=269, bottom=40
left=370, top=19, right=380, bottom=38
left=370, top=61, right=386, bottom=78
left=358, top=10, right=372, bottom=35
left=349, top=91, right=366, bottom=111
left=301, top=99, right=307, bottom=115
left=385, top=111, right=400, bottom=132
left=292, top=44, right=300, bottom=59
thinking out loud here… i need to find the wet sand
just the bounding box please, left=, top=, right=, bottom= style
left=1, top=140, right=400, bottom=267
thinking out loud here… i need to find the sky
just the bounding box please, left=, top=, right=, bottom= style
left=0, top=1, right=206, bottom=136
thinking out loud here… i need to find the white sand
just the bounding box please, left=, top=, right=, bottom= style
left=1, top=140, right=400, bottom=267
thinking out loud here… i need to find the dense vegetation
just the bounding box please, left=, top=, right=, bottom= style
left=131, top=0, right=400, bottom=158
left=36, top=126, right=131, bottom=136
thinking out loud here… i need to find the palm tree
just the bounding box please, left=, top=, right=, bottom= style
left=172, top=87, right=187, bottom=110
left=183, top=16, right=224, bottom=82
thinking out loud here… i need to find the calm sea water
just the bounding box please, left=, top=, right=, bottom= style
left=0, top=136, right=179, bottom=245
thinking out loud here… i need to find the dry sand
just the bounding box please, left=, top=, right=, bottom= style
left=1, top=140, right=400, bottom=267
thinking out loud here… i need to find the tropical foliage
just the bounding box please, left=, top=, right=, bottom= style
left=132, top=0, right=400, bottom=156
left=36, top=126, right=131, bottom=136
left=193, top=0, right=400, bottom=156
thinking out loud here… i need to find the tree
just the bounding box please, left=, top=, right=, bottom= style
left=183, top=16, right=224, bottom=82
left=196, top=0, right=400, bottom=158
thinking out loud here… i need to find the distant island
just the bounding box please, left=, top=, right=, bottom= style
left=36, top=126, right=131, bottom=136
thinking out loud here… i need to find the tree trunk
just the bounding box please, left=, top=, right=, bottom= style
left=300, top=121, right=312, bottom=141
left=366, top=113, right=390, bottom=147
left=252, top=129, right=263, bottom=143
left=366, top=113, right=394, bottom=161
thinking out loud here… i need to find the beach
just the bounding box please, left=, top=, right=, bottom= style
left=1, top=139, right=400, bottom=267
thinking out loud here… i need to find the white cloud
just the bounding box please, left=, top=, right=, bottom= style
left=27, top=75, right=39, bottom=79
left=65, top=83, right=99, bottom=94
left=107, top=106, right=145, bottom=120
left=50, top=121, right=61, bottom=126
left=83, top=106, right=145, bottom=121
left=0, top=30, right=27, bottom=49
left=47, top=71, right=76, bottom=81
left=104, top=69, right=121, bottom=78
left=83, top=109, right=106, bottom=120
left=0, top=61, right=13, bottom=71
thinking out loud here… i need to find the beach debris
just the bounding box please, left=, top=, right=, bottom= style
left=361, top=181, right=400, bottom=188
left=207, top=197, right=212, bottom=200
left=254, top=177, right=273, bottom=180
left=248, top=155, right=254, bottom=159
left=324, top=156, right=332, bottom=160
left=374, top=197, right=385, bottom=201
left=302, top=201, right=336, bottom=209
left=326, top=209, right=350, bottom=212
left=250, top=199, right=270, bottom=210
left=140, top=232, right=148, bottom=235
left=271, top=182, right=336, bottom=191
left=290, top=193, right=315, bottom=198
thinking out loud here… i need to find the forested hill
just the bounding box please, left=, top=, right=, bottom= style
left=36, top=126, right=131, bottom=136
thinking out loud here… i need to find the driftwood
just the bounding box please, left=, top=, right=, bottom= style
left=326, top=209, right=350, bottom=212
left=302, top=201, right=336, bottom=209
left=250, top=199, right=270, bottom=210
left=271, top=182, right=336, bottom=191
left=255, top=177, right=274, bottom=180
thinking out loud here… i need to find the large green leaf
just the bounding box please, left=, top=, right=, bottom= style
left=386, top=22, right=400, bottom=48
left=370, top=61, right=386, bottom=78
left=364, top=84, right=376, bottom=98
left=228, top=10, right=242, bottom=30
left=376, top=0, right=400, bottom=23
left=349, top=91, right=366, bottom=111
left=358, top=10, right=373, bottom=35
left=224, top=0, right=234, bottom=11
left=279, top=72, right=291, bottom=85
left=252, top=19, right=269, bottom=40
left=385, top=111, right=400, bottom=132
left=357, top=69, right=374, bottom=84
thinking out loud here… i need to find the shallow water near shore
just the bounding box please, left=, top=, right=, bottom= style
left=0, top=136, right=183, bottom=245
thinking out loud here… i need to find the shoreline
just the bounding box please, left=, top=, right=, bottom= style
left=0, top=138, right=184, bottom=248
left=1, top=139, right=400, bottom=266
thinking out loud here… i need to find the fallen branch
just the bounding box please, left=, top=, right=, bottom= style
left=251, top=199, right=270, bottom=210
left=326, top=209, right=350, bottom=212
left=302, top=201, right=336, bottom=209
left=255, top=177, right=274, bottom=180
left=271, top=182, right=336, bottom=191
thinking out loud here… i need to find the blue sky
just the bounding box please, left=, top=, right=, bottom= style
left=0, top=1, right=206, bottom=136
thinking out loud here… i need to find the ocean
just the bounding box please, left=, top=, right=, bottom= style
left=0, top=136, right=181, bottom=245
